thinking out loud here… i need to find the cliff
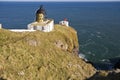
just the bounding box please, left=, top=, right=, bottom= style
left=0, top=24, right=96, bottom=80
left=88, top=70, right=120, bottom=80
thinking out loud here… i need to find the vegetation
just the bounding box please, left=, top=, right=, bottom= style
left=0, top=25, right=96, bottom=80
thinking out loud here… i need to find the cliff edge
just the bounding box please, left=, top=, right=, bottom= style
left=0, top=25, right=96, bottom=80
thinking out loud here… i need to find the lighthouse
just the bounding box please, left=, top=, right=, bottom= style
left=36, top=5, right=45, bottom=23
left=27, top=5, right=54, bottom=32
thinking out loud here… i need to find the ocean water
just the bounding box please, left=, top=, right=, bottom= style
left=0, top=2, right=120, bottom=70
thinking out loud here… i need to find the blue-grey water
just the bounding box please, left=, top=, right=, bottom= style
left=0, top=2, right=120, bottom=70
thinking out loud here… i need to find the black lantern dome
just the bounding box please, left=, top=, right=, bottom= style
left=36, top=5, right=46, bottom=15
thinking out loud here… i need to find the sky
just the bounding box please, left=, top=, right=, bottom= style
left=1, top=0, right=120, bottom=2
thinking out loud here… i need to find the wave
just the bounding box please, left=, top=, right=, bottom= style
left=79, top=53, right=88, bottom=62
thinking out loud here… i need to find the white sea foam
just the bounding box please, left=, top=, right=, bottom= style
left=81, top=41, right=95, bottom=47
left=79, top=53, right=88, bottom=61
left=79, top=53, right=85, bottom=59
left=96, top=35, right=102, bottom=38
left=87, top=51, right=95, bottom=56
left=100, top=59, right=110, bottom=62
left=96, top=31, right=101, bottom=34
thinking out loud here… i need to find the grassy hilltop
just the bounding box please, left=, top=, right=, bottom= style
left=0, top=25, right=96, bottom=80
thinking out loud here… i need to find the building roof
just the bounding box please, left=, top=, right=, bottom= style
left=36, top=5, right=46, bottom=15
left=30, top=19, right=53, bottom=27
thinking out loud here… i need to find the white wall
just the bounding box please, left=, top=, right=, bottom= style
left=9, top=29, right=36, bottom=32
left=0, top=24, right=2, bottom=29
left=27, top=20, right=54, bottom=32
left=59, top=21, right=69, bottom=27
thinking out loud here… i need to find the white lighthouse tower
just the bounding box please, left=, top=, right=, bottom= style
left=27, top=5, right=54, bottom=32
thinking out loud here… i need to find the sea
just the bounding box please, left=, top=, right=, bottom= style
left=0, top=1, right=120, bottom=70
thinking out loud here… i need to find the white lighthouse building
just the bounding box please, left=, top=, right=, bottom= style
left=0, top=23, right=2, bottom=29
left=59, top=18, right=69, bottom=27
left=27, top=5, right=54, bottom=32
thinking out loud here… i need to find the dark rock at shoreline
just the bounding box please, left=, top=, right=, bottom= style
left=87, top=71, right=120, bottom=80
left=114, top=60, right=120, bottom=69
left=109, top=57, right=120, bottom=69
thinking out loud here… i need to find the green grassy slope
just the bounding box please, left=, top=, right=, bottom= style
left=0, top=25, right=96, bottom=80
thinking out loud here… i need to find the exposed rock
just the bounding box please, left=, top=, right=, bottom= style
left=54, top=40, right=68, bottom=51
left=87, top=70, right=120, bottom=80
left=72, top=46, right=79, bottom=56
left=18, top=71, right=25, bottom=76
left=26, top=38, right=41, bottom=47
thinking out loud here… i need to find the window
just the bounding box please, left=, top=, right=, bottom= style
left=33, top=26, right=37, bottom=30
left=42, top=27, right=44, bottom=30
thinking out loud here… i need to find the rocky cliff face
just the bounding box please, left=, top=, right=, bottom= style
left=88, top=69, right=120, bottom=80
left=0, top=25, right=96, bottom=80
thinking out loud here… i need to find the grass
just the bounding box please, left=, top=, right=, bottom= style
left=0, top=25, right=96, bottom=80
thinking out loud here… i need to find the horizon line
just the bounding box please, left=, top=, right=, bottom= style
left=0, top=1, right=120, bottom=2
